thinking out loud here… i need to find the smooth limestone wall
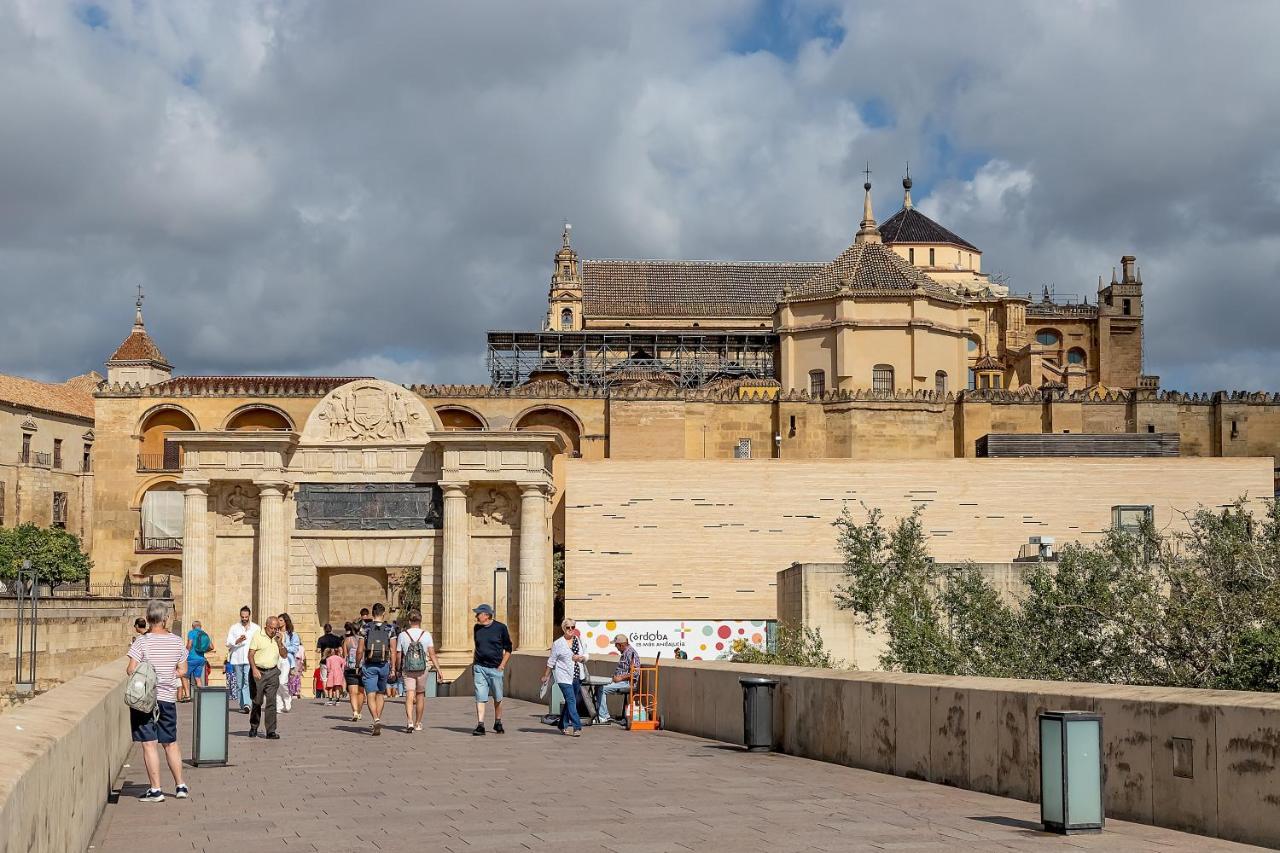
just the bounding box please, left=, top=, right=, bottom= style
left=0, top=657, right=131, bottom=853
left=505, top=651, right=1280, bottom=849
left=0, top=597, right=142, bottom=693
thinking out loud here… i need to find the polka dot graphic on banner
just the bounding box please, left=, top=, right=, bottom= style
left=573, top=620, right=775, bottom=660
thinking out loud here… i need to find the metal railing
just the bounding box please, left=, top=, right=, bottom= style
left=137, top=453, right=180, bottom=472
left=0, top=576, right=174, bottom=599
left=136, top=536, right=183, bottom=553
left=24, top=451, right=53, bottom=467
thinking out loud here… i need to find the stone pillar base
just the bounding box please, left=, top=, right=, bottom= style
left=436, top=650, right=474, bottom=685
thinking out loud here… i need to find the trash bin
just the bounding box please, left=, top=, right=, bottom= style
left=740, top=677, right=779, bottom=752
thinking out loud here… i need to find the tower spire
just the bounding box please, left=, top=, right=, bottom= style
left=134, top=284, right=145, bottom=330
left=902, top=163, right=913, bottom=210
left=855, top=164, right=881, bottom=244
left=562, top=220, right=572, bottom=249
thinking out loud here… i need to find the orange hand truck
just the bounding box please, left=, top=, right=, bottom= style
left=624, top=651, right=662, bottom=731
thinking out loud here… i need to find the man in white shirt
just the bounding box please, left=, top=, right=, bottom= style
left=396, top=609, right=441, bottom=733
left=224, top=605, right=260, bottom=713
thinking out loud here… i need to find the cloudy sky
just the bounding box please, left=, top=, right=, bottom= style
left=2, top=1, right=1278, bottom=390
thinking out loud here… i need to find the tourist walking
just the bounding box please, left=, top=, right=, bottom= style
left=356, top=602, right=396, bottom=736
left=471, top=603, right=512, bottom=736
left=594, top=633, right=639, bottom=724
left=542, top=618, right=588, bottom=737
left=324, top=644, right=345, bottom=705
left=248, top=615, right=286, bottom=739
left=126, top=599, right=189, bottom=802
left=397, top=609, right=440, bottom=733
left=316, top=622, right=343, bottom=701
left=184, top=620, right=214, bottom=702
left=342, top=621, right=364, bottom=721
left=276, top=612, right=302, bottom=713
left=224, top=606, right=260, bottom=713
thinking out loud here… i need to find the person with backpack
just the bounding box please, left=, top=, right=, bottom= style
left=184, top=620, right=214, bottom=702
left=356, top=602, right=397, bottom=736
left=341, top=621, right=364, bottom=722
left=126, top=599, right=189, bottom=802
left=397, top=609, right=440, bottom=733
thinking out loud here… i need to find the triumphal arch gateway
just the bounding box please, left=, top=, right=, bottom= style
left=137, top=377, right=560, bottom=677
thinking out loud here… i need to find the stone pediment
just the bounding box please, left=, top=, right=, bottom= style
left=301, top=379, right=440, bottom=444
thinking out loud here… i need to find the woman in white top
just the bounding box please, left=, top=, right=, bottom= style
left=541, top=618, right=589, bottom=736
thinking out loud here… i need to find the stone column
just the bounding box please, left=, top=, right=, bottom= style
left=439, top=483, right=470, bottom=657
left=256, top=483, right=288, bottom=619
left=180, top=481, right=210, bottom=627
left=518, top=483, right=551, bottom=650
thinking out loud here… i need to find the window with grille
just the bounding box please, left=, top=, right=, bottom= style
left=52, top=491, right=68, bottom=528
left=21, top=433, right=31, bottom=463
left=935, top=371, right=948, bottom=396
left=53, top=439, right=62, bottom=469
left=734, top=438, right=752, bottom=459
left=872, top=364, right=894, bottom=393
left=808, top=369, right=825, bottom=397
left=1112, top=505, right=1152, bottom=533
left=560, top=308, right=573, bottom=330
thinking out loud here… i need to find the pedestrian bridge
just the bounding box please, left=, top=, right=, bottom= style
left=2, top=653, right=1277, bottom=852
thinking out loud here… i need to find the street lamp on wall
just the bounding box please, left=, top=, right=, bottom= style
left=14, top=560, right=37, bottom=694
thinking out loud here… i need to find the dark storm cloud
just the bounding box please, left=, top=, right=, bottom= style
left=0, top=1, right=1276, bottom=390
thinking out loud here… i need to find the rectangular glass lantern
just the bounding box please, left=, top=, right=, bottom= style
left=1039, top=711, right=1104, bottom=834
left=191, top=685, right=229, bottom=766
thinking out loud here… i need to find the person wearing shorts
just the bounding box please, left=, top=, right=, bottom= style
left=397, top=610, right=440, bottom=733
left=471, top=603, right=512, bottom=736
left=127, top=599, right=189, bottom=803
left=356, top=603, right=397, bottom=736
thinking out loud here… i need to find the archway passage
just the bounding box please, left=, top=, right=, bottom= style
left=139, top=408, right=195, bottom=471
left=317, top=567, right=388, bottom=628
left=138, top=557, right=182, bottom=629
left=226, top=407, right=293, bottom=431
left=436, top=407, right=487, bottom=431
left=514, top=406, right=582, bottom=551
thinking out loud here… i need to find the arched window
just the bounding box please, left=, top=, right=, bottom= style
left=808, top=369, right=826, bottom=397
left=872, top=364, right=894, bottom=393
left=1067, top=347, right=1087, bottom=365
left=967, top=337, right=979, bottom=353
left=1035, top=329, right=1061, bottom=347
left=560, top=308, right=573, bottom=330
left=226, top=407, right=292, bottom=431
left=935, top=371, right=948, bottom=396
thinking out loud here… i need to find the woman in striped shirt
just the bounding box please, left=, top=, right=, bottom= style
left=127, top=599, right=189, bottom=803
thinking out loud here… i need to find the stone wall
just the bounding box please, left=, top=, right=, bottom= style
left=0, top=657, right=131, bottom=853
left=0, top=597, right=142, bottom=693
left=564, top=457, right=1272, bottom=622
left=503, top=650, right=1280, bottom=849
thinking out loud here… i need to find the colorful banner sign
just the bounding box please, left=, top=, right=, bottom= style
left=578, top=620, right=773, bottom=660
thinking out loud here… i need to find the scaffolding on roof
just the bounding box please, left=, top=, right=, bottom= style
left=485, top=330, right=777, bottom=389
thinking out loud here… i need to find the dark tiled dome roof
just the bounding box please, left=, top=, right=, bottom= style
left=879, top=207, right=979, bottom=252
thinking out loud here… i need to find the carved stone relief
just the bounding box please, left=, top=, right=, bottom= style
left=215, top=483, right=259, bottom=532
left=319, top=383, right=419, bottom=441
left=295, top=483, right=443, bottom=530
left=469, top=486, right=519, bottom=531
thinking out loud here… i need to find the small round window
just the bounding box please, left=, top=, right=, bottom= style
left=967, top=338, right=979, bottom=352
left=1067, top=348, right=1086, bottom=365
left=1035, top=330, right=1060, bottom=346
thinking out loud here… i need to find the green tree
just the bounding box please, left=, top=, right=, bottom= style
left=729, top=622, right=838, bottom=668
left=834, top=499, right=1280, bottom=692
left=0, top=523, right=93, bottom=586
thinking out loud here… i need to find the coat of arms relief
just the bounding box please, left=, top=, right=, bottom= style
left=320, top=383, right=419, bottom=441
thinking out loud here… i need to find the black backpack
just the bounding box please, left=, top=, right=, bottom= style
left=365, top=623, right=393, bottom=664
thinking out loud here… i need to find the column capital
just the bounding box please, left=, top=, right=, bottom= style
left=519, top=482, right=552, bottom=498
left=440, top=482, right=469, bottom=497
left=178, top=479, right=210, bottom=493
left=256, top=481, right=288, bottom=498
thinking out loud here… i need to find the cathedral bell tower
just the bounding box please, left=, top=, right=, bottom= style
left=106, top=287, right=173, bottom=386
left=545, top=223, right=584, bottom=332
left=1096, top=255, right=1144, bottom=389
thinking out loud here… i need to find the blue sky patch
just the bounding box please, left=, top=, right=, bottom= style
left=74, top=3, right=109, bottom=30
left=730, top=0, right=845, bottom=62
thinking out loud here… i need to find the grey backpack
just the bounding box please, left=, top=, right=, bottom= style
left=125, top=660, right=158, bottom=715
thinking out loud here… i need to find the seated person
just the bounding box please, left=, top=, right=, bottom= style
left=593, top=633, right=639, bottom=724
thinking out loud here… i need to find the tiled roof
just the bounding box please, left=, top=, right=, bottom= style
left=109, top=328, right=170, bottom=366
left=116, top=376, right=370, bottom=397
left=973, top=355, right=1005, bottom=371
left=879, top=207, right=979, bottom=252
left=582, top=259, right=822, bottom=319
left=0, top=371, right=100, bottom=420
left=789, top=239, right=941, bottom=299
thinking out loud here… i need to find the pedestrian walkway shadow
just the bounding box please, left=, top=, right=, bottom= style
left=967, top=816, right=1046, bottom=835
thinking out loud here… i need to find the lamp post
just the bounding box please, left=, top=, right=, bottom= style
left=14, top=560, right=38, bottom=694
left=1039, top=711, right=1104, bottom=834
left=493, top=565, right=509, bottom=621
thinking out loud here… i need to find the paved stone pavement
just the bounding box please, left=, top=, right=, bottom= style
left=90, top=694, right=1265, bottom=853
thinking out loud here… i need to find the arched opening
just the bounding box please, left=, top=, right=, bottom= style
left=139, top=407, right=196, bottom=472
left=514, top=406, right=583, bottom=586
left=317, top=567, right=389, bottom=628
left=935, top=370, right=948, bottom=396
left=138, top=482, right=184, bottom=554
left=436, top=406, right=487, bottom=431
left=560, top=308, right=573, bottom=330
left=225, top=406, right=293, bottom=431
left=1067, top=347, right=1087, bottom=366
left=137, top=557, right=182, bottom=630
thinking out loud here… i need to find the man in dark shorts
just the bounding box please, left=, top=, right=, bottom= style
left=357, top=603, right=397, bottom=736
left=127, top=599, right=189, bottom=802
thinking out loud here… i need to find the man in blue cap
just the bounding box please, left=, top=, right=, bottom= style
left=471, top=603, right=512, bottom=736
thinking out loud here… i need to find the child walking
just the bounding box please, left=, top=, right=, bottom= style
left=324, top=649, right=345, bottom=705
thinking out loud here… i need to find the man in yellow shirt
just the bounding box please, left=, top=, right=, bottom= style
left=248, top=616, right=285, bottom=739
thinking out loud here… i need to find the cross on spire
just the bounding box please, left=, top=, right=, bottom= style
left=134, top=284, right=145, bottom=328
left=861, top=162, right=872, bottom=187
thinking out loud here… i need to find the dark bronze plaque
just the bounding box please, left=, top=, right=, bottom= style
left=295, top=483, right=442, bottom=530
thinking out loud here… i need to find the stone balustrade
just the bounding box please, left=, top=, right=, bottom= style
left=504, top=650, right=1280, bottom=848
